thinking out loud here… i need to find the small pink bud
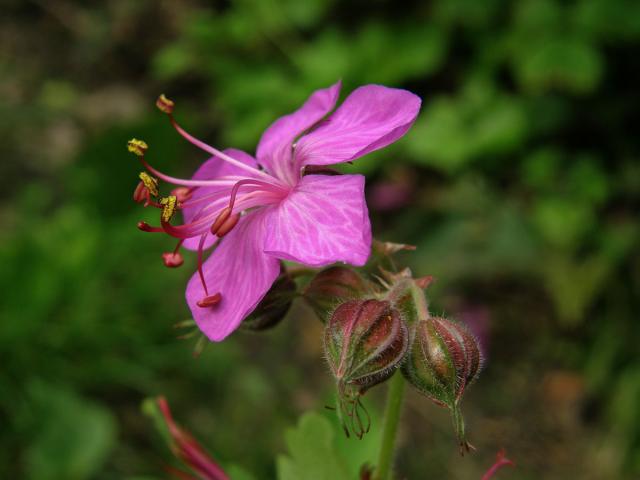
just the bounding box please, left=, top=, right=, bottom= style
left=162, top=252, right=184, bottom=268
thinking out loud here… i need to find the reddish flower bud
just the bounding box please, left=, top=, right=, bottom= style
left=402, top=316, right=483, bottom=453
left=303, top=266, right=369, bottom=321
left=325, top=299, right=409, bottom=438
left=240, top=273, right=296, bottom=331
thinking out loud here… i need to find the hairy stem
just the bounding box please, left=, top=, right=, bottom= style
left=375, top=372, right=406, bottom=480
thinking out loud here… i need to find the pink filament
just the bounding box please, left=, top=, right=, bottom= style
left=168, top=114, right=282, bottom=185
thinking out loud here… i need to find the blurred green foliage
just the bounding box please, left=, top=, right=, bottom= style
left=1, top=0, right=639, bottom=478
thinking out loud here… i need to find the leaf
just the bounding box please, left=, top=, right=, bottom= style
left=277, top=412, right=350, bottom=480
left=277, top=410, right=381, bottom=480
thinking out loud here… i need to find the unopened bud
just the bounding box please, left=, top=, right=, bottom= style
left=402, top=316, right=483, bottom=453
left=241, top=273, right=296, bottom=331
left=325, top=299, right=409, bottom=438
left=304, top=266, right=369, bottom=321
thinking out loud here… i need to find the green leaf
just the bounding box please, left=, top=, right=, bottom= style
left=277, top=412, right=350, bottom=480
left=276, top=410, right=380, bottom=480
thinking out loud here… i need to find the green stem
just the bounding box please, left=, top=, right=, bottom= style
left=375, top=372, right=406, bottom=480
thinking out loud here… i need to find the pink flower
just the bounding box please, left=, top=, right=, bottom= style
left=132, top=82, right=421, bottom=341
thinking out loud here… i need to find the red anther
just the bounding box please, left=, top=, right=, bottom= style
left=216, top=213, right=240, bottom=237
left=133, top=181, right=149, bottom=203
left=162, top=251, right=184, bottom=268
left=137, top=221, right=164, bottom=233
left=171, top=187, right=193, bottom=203
left=156, top=94, right=175, bottom=114
left=197, top=292, right=222, bottom=308
left=210, top=207, right=231, bottom=235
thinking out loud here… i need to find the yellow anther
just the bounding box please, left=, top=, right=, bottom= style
left=160, top=195, right=178, bottom=222
left=139, top=172, right=159, bottom=197
left=156, top=94, right=175, bottom=114
left=127, top=138, right=148, bottom=157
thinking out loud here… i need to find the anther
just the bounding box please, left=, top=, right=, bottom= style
left=171, top=187, right=192, bottom=203
left=162, top=251, right=184, bottom=268
left=139, top=172, right=159, bottom=197
left=210, top=207, right=231, bottom=235
left=133, top=182, right=148, bottom=203
left=156, top=94, right=175, bottom=114
left=197, top=292, right=222, bottom=308
left=160, top=195, right=178, bottom=222
left=137, top=221, right=164, bottom=233
left=215, top=213, right=240, bottom=237
left=127, top=138, right=148, bottom=157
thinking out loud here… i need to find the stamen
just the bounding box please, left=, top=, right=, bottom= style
left=139, top=172, right=159, bottom=197
left=137, top=221, right=165, bottom=233
left=156, top=94, right=175, bottom=114
left=215, top=213, right=240, bottom=237
left=210, top=207, right=231, bottom=235
left=162, top=239, right=184, bottom=268
left=162, top=252, right=184, bottom=268
left=139, top=156, right=241, bottom=188
left=197, top=292, right=222, bottom=308
left=133, top=181, right=148, bottom=204
left=165, top=112, right=280, bottom=184
left=160, top=195, right=178, bottom=222
left=127, top=138, right=148, bottom=157
left=196, top=233, right=210, bottom=295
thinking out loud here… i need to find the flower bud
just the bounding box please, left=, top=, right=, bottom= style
left=241, top=273, right=296, bottom=331
left=402, top=316, right=483, bottom=453
left=303, top=266, right=369, bottom=321
left=325, top=299, right=409, bottom=438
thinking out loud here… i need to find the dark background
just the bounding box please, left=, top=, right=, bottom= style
left=1, top=0, right=639, bottom=478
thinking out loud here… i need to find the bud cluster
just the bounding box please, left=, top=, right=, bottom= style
left=310, top=265, right=483, bottom=449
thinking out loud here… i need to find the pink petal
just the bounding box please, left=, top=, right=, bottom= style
left=263, top=174, right=371, bottom=267
left=256, top=81, right=341, bottom=181
left=294, top=85, right=421, bottom=167
left=186, top=210, right=280, bottom=341
left=182, top=148, right=257, bottom=251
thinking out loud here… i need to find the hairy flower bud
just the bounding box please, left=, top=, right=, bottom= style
left=402, top=316, right=483, bottom=453
left=304, top=266, right=369, bottom=321
left=325, top=299, right=409, bottom=437
left=241, top=273, right=296, bottom=331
